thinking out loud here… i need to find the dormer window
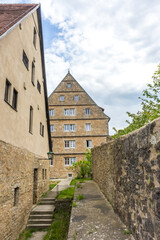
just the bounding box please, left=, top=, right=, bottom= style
left=67, top=83, right=71, bottom=88
left=74, top=95, right=79, bottom=101
left=60, top=95, right=64, bottom=101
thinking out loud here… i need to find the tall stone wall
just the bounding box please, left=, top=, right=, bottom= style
left=0, top=140, right=50, bottom=240
left=92, top=118, right=160, bottom=240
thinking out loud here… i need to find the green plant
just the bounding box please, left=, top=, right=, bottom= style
left=49, top=181, right=60, bottom=190
left=77, top=194, right=84, bottom=200
left=124, top=229, right=131, bottom=235
left=71, top=149, right=92, bottom=178
left=77, top=183, right=81, bottom=188
left=72, top=202, right=77, bottom=207
left=112, top=64, right=160, bottom=138
left=17, top=228, right=35, bottom=240
left=57, top=187, right=75, bottom=200
left=70, top=178, right=91, bottom=186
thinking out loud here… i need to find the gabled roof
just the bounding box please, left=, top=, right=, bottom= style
left=49, top=71, right=110, bottom=120
left=0, top=4, right=38, bottom=37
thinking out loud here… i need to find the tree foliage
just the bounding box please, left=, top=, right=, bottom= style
left=112, top=64, right=160, bottom=139
left=71, top=149, right=92, bottom=178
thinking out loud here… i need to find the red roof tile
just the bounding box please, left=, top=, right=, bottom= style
left=0, top=4, right=39, bottom=37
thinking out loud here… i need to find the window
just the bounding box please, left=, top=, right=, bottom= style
left=12, top=88, right=18, bottom=110
left=70, top=109, right=75, bottom=116
left=64, top=157, right=69, bottom=165
left=13, top=187, right=19, bottom=206
left=37, top=80, right=41, bottom=93
left=68, top=173, right=72, bottom=178
left=64, top=108, right=75, bottom=116
left=42, top=169, right=45, bottom=180
left=64, top=124, right=69, bottom=132
left=70, top=157, right=76, bottom=165
left=86, top=123, right=91, bottom=131
left=67, top=83, right=71, bottom=88
left=64, top=140, right=75, bottom=148
left=49, top=109, right=54, bottom=116
left=60, top=95, right=64, bottom=101
left=70, top=140, right=75, bottom=148
left=29, top=106, right=33, bottom=134
left=64, top=109, right=69, bottom=116
left=22, top=50, right=29, bottom=70
left=50, top=125, right=54, bottom=132
left=74, top=95, right=79, bottom=101
left=31, top=61, right=35, bottom=85
left=64, top=157, right=76, bottom=166
left=40, top=122, right=44, bottom=137
left=45, top=169, right=47, bottom=179
left=64, top=124, right=75, bottom=132
left=33, top=27, right=37, bottom=48
left=85, top=108, right=90, bottom=115
left=65, top=140, right=69, bottom=148
left=70, top=124, right=75, bottom=132
left=86, top=140, right=92, bottom=148
left=4, top=79, right=11, bottom=103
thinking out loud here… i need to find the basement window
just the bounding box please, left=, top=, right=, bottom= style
left=13, top=187, right=19, bottom=206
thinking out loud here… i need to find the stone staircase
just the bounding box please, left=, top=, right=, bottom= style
left=27, top=197, right=56, bottom=229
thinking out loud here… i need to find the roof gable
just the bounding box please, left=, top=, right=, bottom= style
left=0, top=4, right=38, bottom=37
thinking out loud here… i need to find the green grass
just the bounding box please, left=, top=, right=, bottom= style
left=72, top=201, right=77, bottom=207
left=70, top=178, right=91, bottom=186
left=43, top=202, right=71, bottom=240
left=17, top=228, right=35, bottom=240
left=76, top=194, right=84, bottom=200
left=49, top=181, right=60, bottom=191
left=124, top=229, right=131, bottom=235
left=56, top=187, right=75, bottom=200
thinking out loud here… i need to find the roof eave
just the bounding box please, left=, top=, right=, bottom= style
left=0, top=4, right=40, bottom=40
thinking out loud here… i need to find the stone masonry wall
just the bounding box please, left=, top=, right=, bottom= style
left=0, top=140, right=50, bottom=240
left=92, top=118, right=160, bottom=240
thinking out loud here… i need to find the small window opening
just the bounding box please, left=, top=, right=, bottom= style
left=22, top=50, right=29, bottom=70
left=13, top=187, right=19, bottom=206
left=29, top=106, right=33, bottom=134
left=12, top=88, right=18, bottom=110
left=4, top=79, right=11, bottom=103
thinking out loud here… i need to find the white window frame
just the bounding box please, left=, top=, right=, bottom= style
left=70, top=124, right=75, bottom=132
left=50, top=125, right=54, bottom=132
left=64, top=157, right=70, bottom=166
left=60, top=95, right=64, bottom=101
left=70, top=108, right=75, bottom=116
left=70, top=140, right=75, bottom=148
left=49, top=109, right=54, bottom=116
left=70, top=157, right=76, bottom=165
left=74, top=95, right=79, bottom=101
left=64, top=124, right=69, bottom=132
left=64, top=109, right=69, bottom=116
left=85, top=108, right=90, bottom=115
left=85, top=123, right=91, bottom=131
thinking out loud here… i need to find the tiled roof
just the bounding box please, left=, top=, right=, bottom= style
left=0, top=4, right=38, bottom=37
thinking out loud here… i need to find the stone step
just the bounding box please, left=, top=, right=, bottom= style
left=41, top=198, right=55, bottom=201
left=30, top=210, right=53, bottom=215
left=29, top=214, right=53, bottom=219
left=27, top=223, right=51, bottom=229
left=40, top=201, right=55, bottom=205
left=28, top=219, right=52, bottom=224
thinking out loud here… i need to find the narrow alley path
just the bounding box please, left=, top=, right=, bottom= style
left=68, top=180, right=134, bottom=240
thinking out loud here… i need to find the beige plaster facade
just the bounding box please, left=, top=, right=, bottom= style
left=48, top=72, right=110, bottom=178
left=0, top=4, right=51, bottom=240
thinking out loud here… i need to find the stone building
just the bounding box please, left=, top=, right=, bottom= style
left=0, top=4, right=52, bottom=240
left=48, top=71, right=110, bottom=178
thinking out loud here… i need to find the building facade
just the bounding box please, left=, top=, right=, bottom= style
left=0, top=4, right=52, bottom=240
left=48, top=71, right=110, bottom=179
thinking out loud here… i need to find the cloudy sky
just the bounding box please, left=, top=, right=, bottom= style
left=1, top=0, right=160, bottom=134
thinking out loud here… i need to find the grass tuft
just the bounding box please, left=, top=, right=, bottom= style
left=70, top=178, right=91, bottom=186
left=56, top=187, right=75, bottom=200
left=76, top=194, right=84, bottom=200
